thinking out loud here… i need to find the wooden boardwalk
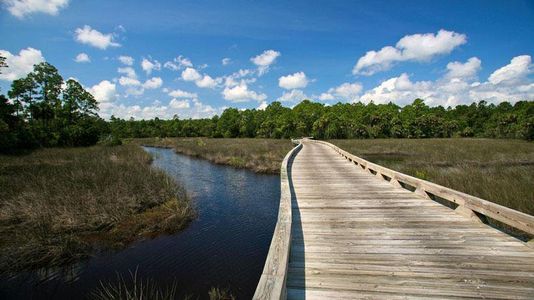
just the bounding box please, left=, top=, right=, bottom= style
left=255, top=139, right=534, bottom=299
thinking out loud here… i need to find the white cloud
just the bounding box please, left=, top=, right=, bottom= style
left=168, top=89, right=198, bottom=98
left=181, top=67, right=202, bottom=81
left=181, top=67, right=220, bottom=89
left=196, top=75, right=218, bottom=88
left=0, top=47, right=45, bottom=81
left=143, top=77, right=163, bottom=89
left=359, top=55, right=534, bottom=107
left=318, top=93, right=335, bottom=101
left=118, top=76, right=141, bottom=86
left=118, top=67, right=136, bottom=79
left=141, top=58, right=161, bottom=75
left=99, top=98, right=220, bottom=120
left=353, top=29, right=466, bottom=75
left=89, top=80, right=117, bottom=103
left=223, top=69, right=254, bottom=87
left=445, top=57, right=481, bottom=79
left=320, top=82, right=363, bottom=102
left=4, top=0, right=69, bottom=18
left=222, top=58, right=231, bottom=66
left=74, top=52, right=90, bottom=63
left=164, top=55, right=193, bottom=71
left=222, top=82, right=267, bottom=102
left=169, top=98, right=190, bottom=109
left=75, top=25, right=120, bottom=50
left=118, top=55, right=134, bottom=66
left=257, top=101, right=268, bottom=110
left=488, top=55, right=532, bottom=85
left=277, top=89, right=308, bottom=102
left=279, top=72, right=309, bottom=89
left=251, top=49, right=281, bottom=75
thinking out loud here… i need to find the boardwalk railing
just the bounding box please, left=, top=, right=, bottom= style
left=253, top=140, right=301, bottom=300
left=254, top=138, right=534, bottom=299
left=312, top=139, right=534, bottom=240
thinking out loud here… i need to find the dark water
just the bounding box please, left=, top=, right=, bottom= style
left=0, top=147, right=280, bottom=299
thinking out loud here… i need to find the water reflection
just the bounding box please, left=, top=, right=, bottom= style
left=0, top=147, right=280, bottom=299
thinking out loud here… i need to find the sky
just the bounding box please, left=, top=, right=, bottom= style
left=0, top=0, right=533, bottom=119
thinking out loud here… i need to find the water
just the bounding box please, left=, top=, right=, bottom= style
left=0, top=147, right=280, bottom=299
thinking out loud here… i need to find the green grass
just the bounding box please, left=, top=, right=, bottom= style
left=134, top=137, right=294, bottom=174
left=328, top=138, right=534, bottom=216
left=0, top=145, right=195, bottom=274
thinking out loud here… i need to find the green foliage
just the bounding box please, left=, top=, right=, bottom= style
left=2, top=59, right=532, bottom=150
left=2, top=62, right=106, bottom=151
left=108, top=99, right=534, bottom=141
left=99, top=134, right=123, bottom=147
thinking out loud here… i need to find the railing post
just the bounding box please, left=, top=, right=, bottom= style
left=455, top=206, right=487, bottom=224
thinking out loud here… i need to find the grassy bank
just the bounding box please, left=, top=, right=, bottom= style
left=329, top=138, right=534, bottom=216
left=0, top=145, right=194, bottom=274
left=135, top=137, right=294, bottom=174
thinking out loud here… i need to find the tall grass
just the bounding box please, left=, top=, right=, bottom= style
left=0, top=145, right=194, bottom=273
left=329, top=138, right=534, bottom=216
left=90, top=267, right=235, bottom=300
left=135, top=137, right=293, bottom=174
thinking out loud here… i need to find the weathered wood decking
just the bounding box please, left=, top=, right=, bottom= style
left=255, top=139, right=534, bottom=299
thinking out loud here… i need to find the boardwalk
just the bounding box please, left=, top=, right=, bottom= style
left=255, top=139, right=534, bottom=299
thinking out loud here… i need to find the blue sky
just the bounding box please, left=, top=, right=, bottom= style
left=1, top=0, right=533, bottom=119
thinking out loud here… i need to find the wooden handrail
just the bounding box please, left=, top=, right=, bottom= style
left=311, top=139, right=534, bottom=238
left=253, top=140, right=301, bottom=300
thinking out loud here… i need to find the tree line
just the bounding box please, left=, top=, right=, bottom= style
left=1, top=59, right=106, bottom=151
left=1, top=59, right=533, bottom=152
left=109, top=99, right=533, bottom=141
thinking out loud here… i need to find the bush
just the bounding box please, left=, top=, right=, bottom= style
left=99, top=134, right=123, bottom=147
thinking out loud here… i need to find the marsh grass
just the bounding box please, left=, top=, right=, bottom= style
left=329, top=138, right=534, bottom=216
left=135, top=137, right=293, bottom=174
left=0, top=145, right=195, bottom=274
left=90, top=267, right=234, bottom=300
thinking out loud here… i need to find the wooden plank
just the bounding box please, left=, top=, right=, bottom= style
left=282, top=139, right=534, bottom=299
left=253, top=143, right=301, bottom=300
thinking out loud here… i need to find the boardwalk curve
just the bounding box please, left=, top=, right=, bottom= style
left=255, top=139, right=534, bottom=299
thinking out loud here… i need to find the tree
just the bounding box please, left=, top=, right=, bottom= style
left=62, top=79, right=98, bottom=123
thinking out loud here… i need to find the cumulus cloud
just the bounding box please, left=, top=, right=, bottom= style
left=118, top=76, right=141, bottom=86
left=75, top=25, right=120, bottom=50
left=195, top=75, right=218, bottom=88
left=169, top=98, right=190, bottom=109
left=118, top=55, right=134, bottom=66
left=319, top=82, right=363, bottom=102
left=4, top=0, right=69, bottom=18
left=143, top=77, right=163, bottom=89
left=141, top=58, right=161, bottom=75
left=99, top=98, right=220, bottom=120
left=257, top=101, right=268, bottom=110
left=358, top=55, right=534, bottom=107
left=181, top=67, right=202, bottom=81
left=0, top=47, right=45, bottom=81
left=445, top=57, right=481, bottom=80
left=74, top=52, right=90, bottom=63
left=222, top=82, right=267, bottom=102
left=222, top=58, right=231, bottom=66
left=89, top=80, right=117, bottom=103
left=251, top=50, right=281, bottom=75
left=277, top=89, right=308, bottom=102
left=168, top=89, right=198, bottom=99
left=118, top=67, right=136, bottom=79
left=164, top=55, right=193, bottom=71
left=223, top=69, right=255, bottom=87
left=488, top=55, right=532, bottom=85
left=279, top=72, right=309, bottom=89
left=353, top=29, right=466, bottom=75
left=181, top=67, right=220, bottom=89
